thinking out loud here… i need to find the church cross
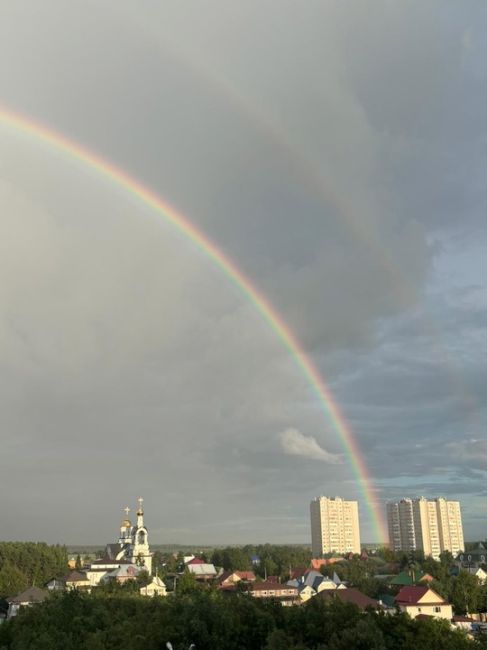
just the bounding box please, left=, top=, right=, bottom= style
left=124, top=506, right=130, bottom=517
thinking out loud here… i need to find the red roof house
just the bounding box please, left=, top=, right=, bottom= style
left=395, top=586, right=452, bottom=621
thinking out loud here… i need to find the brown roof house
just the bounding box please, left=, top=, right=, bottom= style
left=7, top=586, right=48, bottom=619
left=317, top=587, right=379, bottom=611
left=217, top=571, right=256, bottom=590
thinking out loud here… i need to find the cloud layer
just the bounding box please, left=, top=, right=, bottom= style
left=0, top=1, right=485, bottom=543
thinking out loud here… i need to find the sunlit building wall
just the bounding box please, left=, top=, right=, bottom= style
left=310, top=496, right=361, bottom=557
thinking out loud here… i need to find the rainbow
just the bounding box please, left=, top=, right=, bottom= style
left=0, top=105, right=387, bottom=542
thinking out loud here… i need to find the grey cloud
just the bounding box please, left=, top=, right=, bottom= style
left=279, top=428, right=342, bottom=464
left=0, top=1, right=486, bottom=543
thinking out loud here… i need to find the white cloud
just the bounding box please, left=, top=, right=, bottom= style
left=279, top=428, right=342, bottom=464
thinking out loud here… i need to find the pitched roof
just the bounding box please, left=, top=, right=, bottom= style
left=395, top=586, right=446, bottom=606
left=90, top=558, right=133, bottom=566
left=64, top=571, right=89, bottom=582
left=105, top=543, right=124, bottom=560
left=310, top=559, right=327, bottom=570
left=389, top=570, right=433, bottom=586
left=217, top=570, right=233, bottom=584
left=150, top=576, right=166, bottom=588
left=457, top=544, right=487, bottom=561
left=251, top=581, right=298, bottom=593
left=290, top=567, right=308, bottom=580
left=8, top=586, right=48, bottom=604
left=234, top=571, right=256, bottom=581
left=105, top=564, right=140, bottom=579
left=187, top=558, right=205, bottom=565
left=187, top=563, right=217, bottom=576
left=303, top=570, right=323, bottom=587
left=317, top=587, right=379, bottom=610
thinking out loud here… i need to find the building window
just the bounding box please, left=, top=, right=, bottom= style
left=433, top=607, right=441, bottom=613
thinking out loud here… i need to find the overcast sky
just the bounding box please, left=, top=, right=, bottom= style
left=0, top=1, right=486, bottom=545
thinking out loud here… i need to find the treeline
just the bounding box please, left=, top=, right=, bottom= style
left=0, top=588, right=483, bottom=650
left=210, top=545, right=312, bottom=578
left=152, top=544, right=313, bottom=582
left=0, top=543, right=67, bottom=598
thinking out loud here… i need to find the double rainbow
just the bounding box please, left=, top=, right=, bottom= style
left=0, top=106, right=387, bottom=542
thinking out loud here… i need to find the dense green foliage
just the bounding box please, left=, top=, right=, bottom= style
left=210, top=545, right=312, bottom=580
left=0, top=543, right=67, bottom=598
left=0, top=588, right=483, bottom=650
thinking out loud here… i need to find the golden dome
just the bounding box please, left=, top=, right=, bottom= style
left=121, top=519, right=131, bottom=528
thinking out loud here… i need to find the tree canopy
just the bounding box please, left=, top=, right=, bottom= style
left=0, top=588, right=482, bottom=650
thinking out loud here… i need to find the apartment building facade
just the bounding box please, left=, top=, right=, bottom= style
left=310, top=496, right=361, bottom=557
left=387, top=497, right=464, bottom=560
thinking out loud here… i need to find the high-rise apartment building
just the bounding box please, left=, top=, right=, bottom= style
left=310, top=496, right=361, bottom=557
left=387, top=497, right=464, bottom=560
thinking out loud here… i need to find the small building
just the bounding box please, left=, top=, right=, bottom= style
left=64, top=570, right=91, bottom=591
left=450, top=565, right=487, bottom=584
left=217, top=571, right=256, bottom=589
left=86, top=559, right=138, bottom=586
left=289, top=567, right=308, bottom=580
left=452, top=615, right=475, bottom=633
left=317, top=587, right=379, bottom=611
left=297, top=585, right=316, bottom=602
left=140, top=576, right=167, bottom=597
left=250, top=581, right=299, bottom=606
left=102, top=563, right=141, bottom=584
left=389, top=569, right=434, bottom=587
left=7, top=587, right=48, bottom=619
left=45, top=577, right=67, bottom=592
left=395, top=586, right=452, bottom=620
left=456, top=543, right=487, bottom=570
left=309, top=557, right=342, bottom=571
left=186, top=563, right=217, bottom=581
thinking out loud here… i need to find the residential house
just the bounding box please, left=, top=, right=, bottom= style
left=86, top=559, right=140, bottom=586
left=217, top=571, right=256, bottom=590
left=395, top=586, right=453, bottom=620
left=452, top=615, right=475, bottom=633
left=250, top=581, right=299, bottom=606
left=45, top=577, right=67, bottom=592
left=297, top=585, right=316, bottom=602
left=64, top=570, right=91, bottom=591
left=389, top=569, right=434, bottom=587
left=456, top=543, right=487, bottom=570
left=140, top=576, right=167, bottom=597
left=101, top=564, right=141, bottom=584
left=289, top=567, right=308, bottom=581
left=287, top=569, right=345, bottom=602
left=450, top=565, right=487, bottom=584
left=186, top=563, right=217, bottom=581
left=7, top=587, right=48, bottom=619
left=317, top=587, right=379, bottom=611
left=309, top=557, right=342, bottom=571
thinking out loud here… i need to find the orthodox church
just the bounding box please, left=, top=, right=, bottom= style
left=104, top=498, right=153, bottom=575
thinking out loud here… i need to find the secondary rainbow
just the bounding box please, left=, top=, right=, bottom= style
left=0, top=106, right=387, bottom=542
